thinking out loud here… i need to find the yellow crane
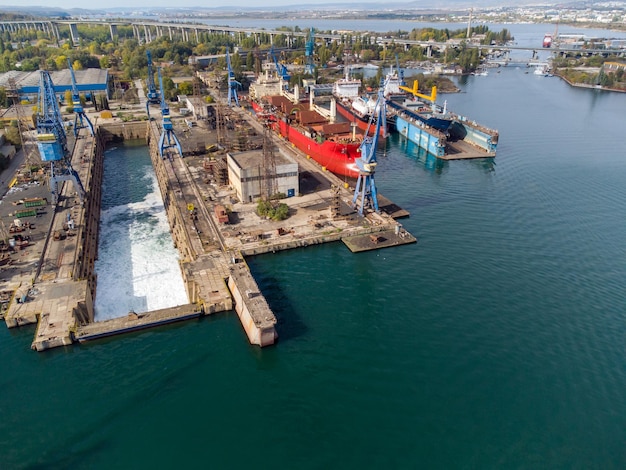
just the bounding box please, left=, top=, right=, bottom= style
left=399, top=80, right=437, bottom=103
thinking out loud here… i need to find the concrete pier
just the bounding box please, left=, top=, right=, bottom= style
left=3, top=127, right=103, bottom=353
left=146, top=120, right=277, bottom=345
left=75, top=304, right=201, bottom=343
left=228, top=263, right=277, bottom=347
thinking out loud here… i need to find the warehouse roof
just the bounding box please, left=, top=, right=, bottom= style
left=0, top=69, right=109, bottom=94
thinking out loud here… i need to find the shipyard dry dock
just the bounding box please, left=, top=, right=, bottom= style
left=0, top=115, right=415, bottom=352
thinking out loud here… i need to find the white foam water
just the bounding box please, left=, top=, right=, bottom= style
left=94, top=159, right=188, bottom=321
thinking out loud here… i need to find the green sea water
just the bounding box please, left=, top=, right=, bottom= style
left=2, top=67, right=626, bottom=468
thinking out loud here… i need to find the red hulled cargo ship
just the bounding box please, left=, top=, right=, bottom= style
left=251, top=95, right=363, bottom=179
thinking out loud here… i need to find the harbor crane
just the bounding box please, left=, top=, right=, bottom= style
left=145, top=50, right=161, bottom=117
left=36, top=70, right=85, bottom=204
left=157, top=67, right=183, bottom=158
left=304, top=28, right=316, bottom=75
left=269, top=46, right=290, bottom=85
left=395, top=54, right=406, bottom=88
left=67, top=59, right=93, bottom=137
left=226, top=51, right=241, bottom=107
left=352, top=81, right=386, bottom=215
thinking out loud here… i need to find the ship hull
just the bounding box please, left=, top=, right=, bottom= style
left=251, top=101, right=361, bottom=179
left=395, top=116, right=446, bottom=157
left=395, top=114, right=498, bottom=158
left=276, top=118, right=361, bottom=179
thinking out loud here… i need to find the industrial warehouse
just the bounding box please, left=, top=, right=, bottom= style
left=0, top=68, right=111, bottom=102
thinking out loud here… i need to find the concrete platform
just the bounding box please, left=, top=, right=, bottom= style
left=378, top=195, right=410, bottom=219
left=74, top=304, right=201, bottom=343
left=342, top=228, right=417, bottom=253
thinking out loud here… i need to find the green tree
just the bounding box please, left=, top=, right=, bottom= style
left=3, top=125, right=21, bottom=146
left=55, top=55, right=67, bottom=70
left=178, top=82, right=193, bottom=95
left=257, top=200, right=290, bottom=221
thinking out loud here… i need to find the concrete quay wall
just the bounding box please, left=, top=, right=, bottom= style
left=147, top=123, right=196, bottom=264
left=75, top=132, right=106, bottom=306
left=97, top=121, right=150, bottom=143
left=4, top=131, right=102, bottom=331
left=238, top=224, right=394, bottom=257
left=227, top=264, right=277, bottom=347
left=30, top=131, right=104, bottom=349
left=142, top=123, right=276, bottom=345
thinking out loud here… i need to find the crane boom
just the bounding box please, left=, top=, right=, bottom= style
left=269, top=46, right=290, bottom=84
left=395, top=53, right=406, bottom=87
left=399, top=80, right=438, bottom=103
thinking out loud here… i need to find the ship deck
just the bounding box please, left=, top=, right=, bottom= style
left=443, top=139, right=496, bottom=160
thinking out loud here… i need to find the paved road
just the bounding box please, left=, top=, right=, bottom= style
left=0, top=147, right=28, bottom=199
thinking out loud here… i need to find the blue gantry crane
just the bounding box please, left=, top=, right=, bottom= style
left=145, top=50, right=161, bottom=117
left=67, top=59, right=94, bottom=137
left=226, top=51, right=241, bottom=107
left=304, top=28, right=315, bottom=75
left=395, top=53, right=406, bottom=88
left=36, top=70, right=85, bottom=204
left=352, top=81, right=386, bottom=215
left=157, top=67, right=183, bottom=158
left=269, top=46, right=290, bottom=84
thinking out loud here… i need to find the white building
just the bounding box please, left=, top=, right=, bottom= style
left=227, top=148, right=299, bottom=203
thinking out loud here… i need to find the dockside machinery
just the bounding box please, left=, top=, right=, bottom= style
left=145, top=50, right=161, bottom=117
left=157, top=67, right=183, bottom=158
left=36, top=70, right=85, bottom=204
left=67, top=59, right=94, bottom=137
left=352, top=82, right=386, bottom=215
left=226, top=51, right=241, bottom=107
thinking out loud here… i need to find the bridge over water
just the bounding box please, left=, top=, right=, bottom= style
left=0, top=19, right=621, bottom=58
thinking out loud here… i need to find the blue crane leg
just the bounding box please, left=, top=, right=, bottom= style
left=369, top=175, right=379, bottom=212
left=352, top=174, right=363, bottom=207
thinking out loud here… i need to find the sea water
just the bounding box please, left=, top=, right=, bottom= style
left=2, top=28, right=626, bottom=468
left=93, top=141, right=188, bottom=320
